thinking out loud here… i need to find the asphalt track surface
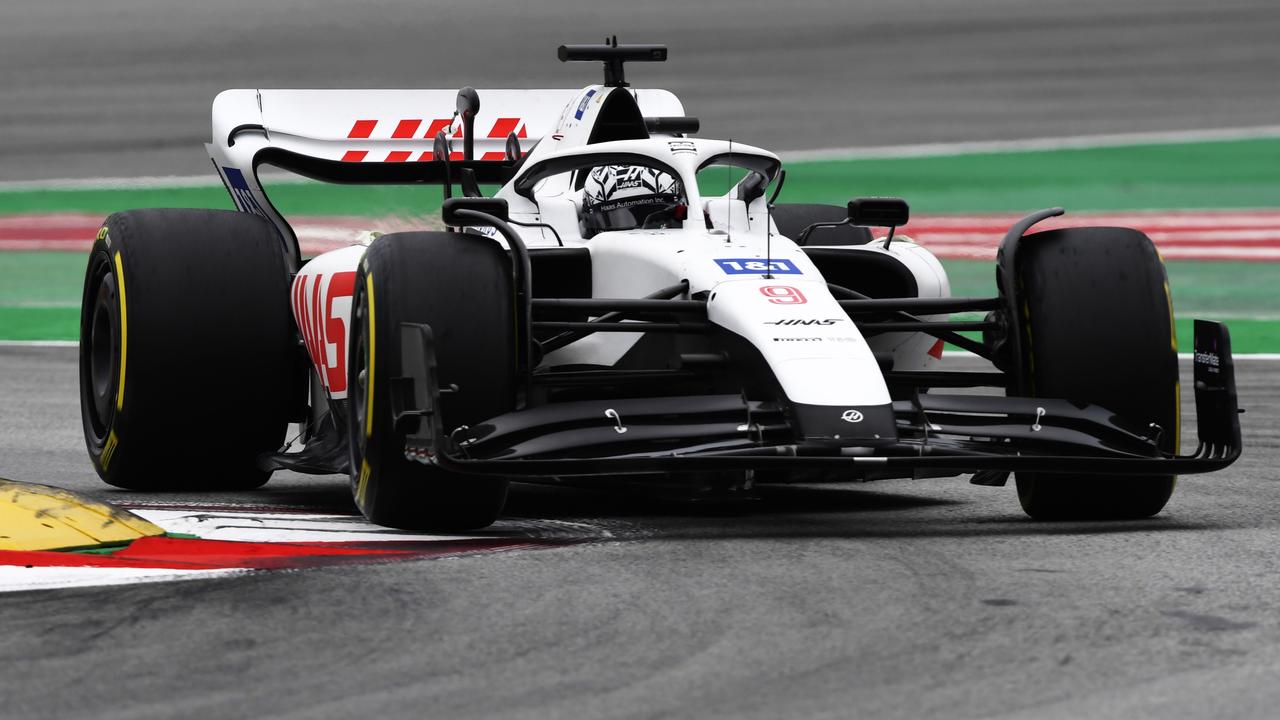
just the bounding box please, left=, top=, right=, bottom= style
left=3, top=0, right=1280, bottom=181
left=5, top=1, right=1280, bottom=718
left=2, top=345, right=1279, bottom=719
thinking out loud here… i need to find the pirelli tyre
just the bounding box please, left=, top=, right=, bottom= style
left=770, top=203, right=872, bottom=246
left=79, top=209, right=295, bottom=489
left=1013, top=227, right=1180, bottom=520
left=348, top=231, right=514, bottom=531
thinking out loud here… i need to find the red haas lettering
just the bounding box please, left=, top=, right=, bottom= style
left=291, top=271, right=357, bottom=395
left=342, top=118, right=528, bottom=163
left=323, top=273, right=356, bottom=392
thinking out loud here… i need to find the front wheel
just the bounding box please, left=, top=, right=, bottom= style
left=348, top=231, right=515, bottom=531
left=1012, top=227, right=1179, bottom=520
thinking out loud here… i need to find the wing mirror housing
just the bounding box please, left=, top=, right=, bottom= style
left=455, top=86, right=481, bottom=161
left=456, top=86, right=480, bottom=119
left=848, top=197, right=909, bottom=228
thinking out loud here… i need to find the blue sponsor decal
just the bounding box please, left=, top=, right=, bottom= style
left=222, top=166, right=264, bottom=216
left=224, top=166, right=250, bottom=190
left=574, top=89, right=597, bottom=120
left=714, top=258, right=802, bottom=275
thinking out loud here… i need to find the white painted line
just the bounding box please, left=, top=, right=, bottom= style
left=913, top=244, right=1280, bottom=261
left=0, top=566, right=248, bottom=594
left=3, top=127, right=1279, bottom=191
left=0, top=340, right=78, bottom=348
left=134, top=509, right=491, bottom=544
left=1216, top=353, right=1280, bottom=361
left=0, top=169, right=308, bottom=192
left=919, top=230, right=1280, bottom=243
left=0, top=175, right=219, bottom=191
left=903, top=211, right=1280, bottom=229
left=781, top=125, right=1280, bottom=162
left=0, top=213, right=106, bottom=226
left=3, top=301, right=80, bottom=309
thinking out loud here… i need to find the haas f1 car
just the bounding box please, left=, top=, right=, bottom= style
left=79, top=42, right=1242, bottom=529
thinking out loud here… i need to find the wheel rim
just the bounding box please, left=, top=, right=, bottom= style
left=81, top=255, right=119, bottom=442
left=349, top=279, right=371, bottom=486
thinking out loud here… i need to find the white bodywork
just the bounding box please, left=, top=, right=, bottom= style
left=209, top=85, right=949, bottom=414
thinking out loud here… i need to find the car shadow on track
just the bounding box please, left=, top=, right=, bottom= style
left=100, top=474, right=1223, bottom=542
left=503, top=482, right=1222, bottom=540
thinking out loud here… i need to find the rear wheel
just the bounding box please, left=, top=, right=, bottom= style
left=78, top=209, right=295, bottom=490
left=1012, top=227, right=1179, bottom=519
left=348, top=231, right=515, bottom=531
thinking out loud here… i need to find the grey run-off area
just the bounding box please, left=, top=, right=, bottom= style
left=2, top=0, right=1280, bottom=180
left=1, top=346, right=1277, bottom=718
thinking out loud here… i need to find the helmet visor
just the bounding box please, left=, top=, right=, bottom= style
left=588, top=194, right=682, bottom=233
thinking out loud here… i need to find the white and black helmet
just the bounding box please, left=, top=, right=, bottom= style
left=581, top=165, right=683, bottom=236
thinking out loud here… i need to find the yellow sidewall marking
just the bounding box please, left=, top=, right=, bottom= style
left=364, top=272, right=376, bottom=439
left=113, top=251, right=128, bottom=411
left=102, top=430, right=119, bottom=471
left=1163, top=275, right=1182, bottom=473
left=357, top=459, right=371, bottom=506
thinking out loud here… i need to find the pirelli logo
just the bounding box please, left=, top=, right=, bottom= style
left=356, top=459, right=372, bottom=506
left=340, top=117, right=529, bottom=163
left=101, top=431, right=119, bottom=471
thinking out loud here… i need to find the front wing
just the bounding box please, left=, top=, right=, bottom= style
left=395, top=319, right=1242, bottom=481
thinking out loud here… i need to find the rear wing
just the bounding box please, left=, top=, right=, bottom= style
left=206, top=87, right=683, bottom=266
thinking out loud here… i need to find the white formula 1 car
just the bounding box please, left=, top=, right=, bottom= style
left=78, top=42, right=1241, bottom=529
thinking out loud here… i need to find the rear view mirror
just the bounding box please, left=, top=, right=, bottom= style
left=848, top=197, right=909, bottom=228
left=455, top=87, right=481, bottom=161
left=455, top=86, right=481, bottom=119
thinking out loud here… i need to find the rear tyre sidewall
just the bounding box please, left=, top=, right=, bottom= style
left=78, top=210, right=295, bottom=490
left=1012, top=227, right=1179, bottom=520
left=348, top=231, right=514, bottom=531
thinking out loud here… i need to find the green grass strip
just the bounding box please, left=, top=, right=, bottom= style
left=0, top=251, right=86, bottom=306
left=2, top=136, right=1279, bottom=216
left=944, top=259, right=1280, bottom=320
left=779, top=137, right=1280, bottom=213
left=9, top=302, right=1274, bottom=352
left=944, top=319, right=1280, bottom=356
left=0, top=307, right=79, bottom=341
left=3, top=253, right=1278, bottom=350
left=0, top=182, right=461, bottom=219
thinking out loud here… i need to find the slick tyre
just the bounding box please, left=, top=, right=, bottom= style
left=1013, top=227, right=1179, bottom=520
left=770, top=204, right=872, bottom=246
left=348, top=231, right=515, bottom=531
left=79, top=209, right=295, bottom=490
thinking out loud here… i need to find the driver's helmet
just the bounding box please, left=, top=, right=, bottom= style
left=581, top=165, right=682, bottom=236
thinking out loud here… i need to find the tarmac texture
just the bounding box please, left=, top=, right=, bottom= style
left=3, top=0, right=1280, bottom=180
